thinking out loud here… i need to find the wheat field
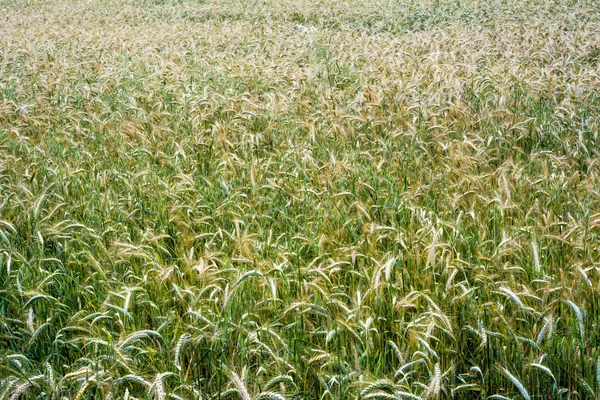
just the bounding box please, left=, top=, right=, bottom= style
left=1, top=0, right=600, bottom=398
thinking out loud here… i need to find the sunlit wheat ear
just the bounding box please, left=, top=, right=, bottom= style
left=229, top=369, right=251, bottom=400
left=535, top=314, right=554, bottom=345
left=596, top=357, right=600, bottom=396
left=528, top=363, right=556, bottom=383
left=117, top=375, right=152, bottom=389
left=28, top=321, right=50, bottom=349
left=476, top=320, right=488, bottom=349
left=450, top=382, right=482, bottom=397
left=360, top=380, right=397, bottom=397
left=445, top=268, right=458, bottom=290
left=500, top=171, right=511, bottom=204
left=577, top=265, right=592, bottom=288
left=497, top=287, right=537, bottom=315
left=117, top=329, right=163, bottom=349
left=151, top=373, right=174, bottom=400
left=395, top=359, right=426, bottom=378
left=9, top=381, right=32, bottom=400
left=388, top=340, right=405, bottom=364
left=580, top=378, right=596, bottom=398
left=566, top=300, right=585, bottom=347
left=23, top=304, right=36, bottom=330
left=361, top=392, right=397, bottom=400
left=255, top=392, right=286, bottom=400
left=498, top=366, right=530, bottom=400
left=426, top=228, right=439, bottom=268
left=531, top=238, right=541, bottom=274
left=216, top=388, right=239, bottom=400
left=425, top=363, right=441, bottom=399
left=383, top=256, right=396, bottom=281
left=174, top=333, right=191, bottom=371
left=264, top=375, right=295, bottom=392
left=395, top=392, right=422, bottom=400
left=75, top=377, right=98, bottom=400
left=45, top=361, right=56, bottom=393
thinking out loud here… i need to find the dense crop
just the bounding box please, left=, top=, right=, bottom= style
left=1, top=0, right=600, bottom=398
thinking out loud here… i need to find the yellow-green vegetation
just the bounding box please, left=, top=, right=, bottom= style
left=1, top=0, right=600, bottom=398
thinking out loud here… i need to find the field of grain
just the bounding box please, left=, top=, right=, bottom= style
left=1, top=0, right=600, bottom=398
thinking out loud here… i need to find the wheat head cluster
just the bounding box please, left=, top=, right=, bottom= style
left=1, top=0, right=600, bottom=398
